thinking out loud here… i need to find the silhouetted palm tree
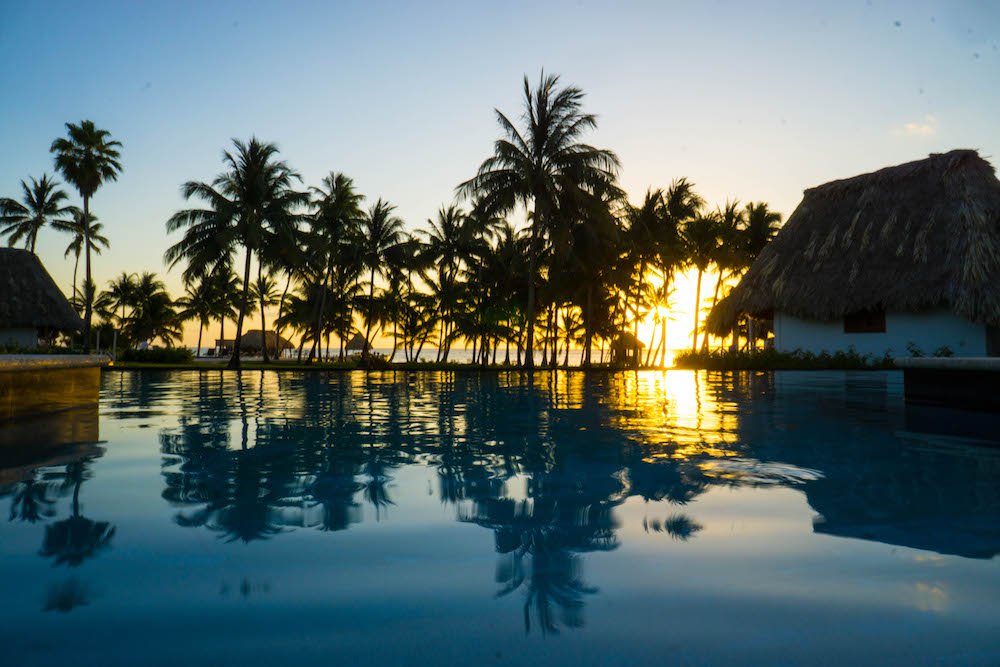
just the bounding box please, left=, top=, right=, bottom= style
left=39, top=462, right=115, bottom=566
left=0, top=174, right=74, bottom=253
left=683, top=213, right=722, bottom=351
left=166, top=138, right=307, bottom=368
left=176, top=275, right=217, bottom=357
left=54, top=210, right=109, bottom=307
left=50, top=121, right=123, bottom=350
left=359, top=198, right=404, bottom=356
left=459, top=72, right=621, bottom=369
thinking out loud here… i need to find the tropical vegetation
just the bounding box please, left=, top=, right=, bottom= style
left=2, top=75, right=783, bottom=367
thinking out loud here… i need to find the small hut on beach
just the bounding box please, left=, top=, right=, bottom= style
left=345, top=333, right=369, bottom=354
left=711, top=150, right=1000, bottom=357
left=215, top=330, right=292, bottom=357
left=610, top=332, right=645, bottom=365
left=0, top=248, right=82, bottom=348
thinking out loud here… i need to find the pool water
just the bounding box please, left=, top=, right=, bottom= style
left=1, top=370, right=999, bottom=666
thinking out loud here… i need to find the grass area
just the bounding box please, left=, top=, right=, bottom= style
left=673, top=348, right=896, bottom=370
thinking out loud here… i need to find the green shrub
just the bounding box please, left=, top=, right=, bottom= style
left=673, top=348, right=895, bottom=370
left=118, top=347, right=194, bottom=363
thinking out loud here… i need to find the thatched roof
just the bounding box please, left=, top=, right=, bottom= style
left=0, top=248, right=82, bottom=331
left=236, top=330, right=292, bottom=351
left=345, top=333, right=368, bottom=351
left=713, top=150, right=1000, bottom=332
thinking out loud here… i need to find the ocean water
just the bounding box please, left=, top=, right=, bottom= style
left=1, top=370, right=999, bottom=665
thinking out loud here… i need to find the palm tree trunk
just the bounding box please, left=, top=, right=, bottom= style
left=659, top=273, right=669, bottom=367
left=691, top=269, right=703, bottom=352
left=363, top=265, right=376, bottom=365
left=82, top=195, right=92, bottom=353
left=72, top=252, right=80, bottom=304
left=525, top=230, right=538, bottom=372
left=702, top=270, right=724, bottom=351
left=228, top=249, right=253, bottom=369
left=275, top=270, right=293, bottom=360
left=259, top=264, right=270, bottom=363
left=583, top=286, right=593, bottom=367
left=196, top=322, right=203, bottom=358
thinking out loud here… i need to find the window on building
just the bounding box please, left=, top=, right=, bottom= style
left=843, top=309, right=886, bottom=334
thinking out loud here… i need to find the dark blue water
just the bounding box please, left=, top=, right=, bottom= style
left=1, top=370, right=999, bottom=666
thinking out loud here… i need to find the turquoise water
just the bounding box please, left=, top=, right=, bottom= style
left=1, top=370, right=999, bottom=665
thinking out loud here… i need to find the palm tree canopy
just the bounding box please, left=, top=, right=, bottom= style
left=457, top=72, right=622, bottom=231
left=49, top=120, right=123, bottom=199
left=0, top=174, right=73, bottom=252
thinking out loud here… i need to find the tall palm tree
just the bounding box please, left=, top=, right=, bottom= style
left=656, top=178, right=703, bottom=364
left=459, top=72, right=621, bottom=369
left=309, top=172, right=364, bottom=356
left=701, top=200, right=744, bottom=350
left=0, top=174, right=74, bottom=253
left=54, top=211, right=109, bottom=306
left=359, top=199, right=404, bottom=356
left=682, top=213, right=721, bottom=352
left=249, top=272, right=280, bottom=361
left=165, top=138, right=306, bottom=368
left=50, top=121, right=123, bottom=351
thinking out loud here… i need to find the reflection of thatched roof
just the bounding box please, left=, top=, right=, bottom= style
left=237, top=330, right=292, bottom=351
left=345, top=333, right=368, bottom=351
left=0, top=248, right=82, bottom=330
left=715, top=150, right=1000, bottom=331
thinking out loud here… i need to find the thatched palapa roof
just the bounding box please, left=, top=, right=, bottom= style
left=712, top=150, right=1000, bottom=332
left=219, top=330, right=293, bottom=352
left=0, top=248, right=82, bottom=331
left=345, top=333, right=368, bottom=351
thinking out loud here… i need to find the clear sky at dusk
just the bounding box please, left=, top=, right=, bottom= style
left=1, top=0, right=999, bottom=346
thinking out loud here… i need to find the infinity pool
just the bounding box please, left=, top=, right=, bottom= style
left=2, top=370, right=999, bottom=665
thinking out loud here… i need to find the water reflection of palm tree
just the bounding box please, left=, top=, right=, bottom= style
left=39, top=462, right=115, bottom=566
left=9, top=475, right=58, bottom=523
left=465, top=486, right=618, bottom=635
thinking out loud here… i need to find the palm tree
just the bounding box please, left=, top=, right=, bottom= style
left=0, top=174, right=74, bottom=253
left=701, top=200, right=744, bottom=350
left=102, top=272, right=137, bottom=324
left=741, top=202, right=782, bottom=266
left=50, top=121, right=123, bottom=351
left=249, top=272, right=280, bottom=361
left=165, top=138, right=307, bottom=368
left=359, top=199, right=404, bottom=357
left=459, top=72, right=621, bottom=369
left=308, top=172, right=364, bottom=357
left=119, top=272, right=181, bottom=347
left=176, top=276, right=217, bottom=357
left=655, top=178, right=703, bottom=364
left=682, top=213, right=722, bottom=352
left=54, top=211, right=109, bottom=306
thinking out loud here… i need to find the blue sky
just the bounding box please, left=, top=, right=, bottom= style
left=1, top=0, right=999, bottom=343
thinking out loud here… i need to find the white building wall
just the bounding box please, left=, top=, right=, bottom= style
left=0, top=328, right=37, bottom=349
left=774, top=310, right=986, bottom=358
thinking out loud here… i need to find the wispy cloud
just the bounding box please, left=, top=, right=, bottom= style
left=897, top=114, right=940, bottom=136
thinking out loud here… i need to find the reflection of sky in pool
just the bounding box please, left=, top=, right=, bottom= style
left=2, top=370, right=999, bottom=665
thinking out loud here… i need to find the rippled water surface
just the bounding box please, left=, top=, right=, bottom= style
left=2, top=370, right=999, bottom=666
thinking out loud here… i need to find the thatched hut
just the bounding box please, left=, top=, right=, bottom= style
left=345, top=333, right=368, bottom=353
left=713, top=150, right=1000, bottom=357
left=610, top=332, right=645, bottom=365
left=0, top=248, right=82, bottom=348
left=215, top=330, right=293, bottom=357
